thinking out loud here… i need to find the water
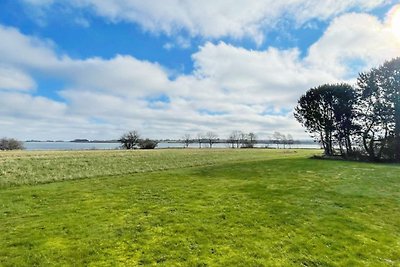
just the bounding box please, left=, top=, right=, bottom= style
left=23, top=142, right=321, bottom=151
left=24, top=142, right=120, bottom=151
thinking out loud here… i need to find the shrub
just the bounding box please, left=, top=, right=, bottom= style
left=138, top=139, right=158, bottom=149
left=0, top=138, right=24, bottom=150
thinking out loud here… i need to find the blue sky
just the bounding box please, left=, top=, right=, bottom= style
left=0, top=0, right=399, bottom=140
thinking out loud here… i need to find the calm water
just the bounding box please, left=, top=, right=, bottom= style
left=23, top=142, right=321, bottom=151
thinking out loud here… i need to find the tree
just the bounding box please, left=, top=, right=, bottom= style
left=233, top=131, right=242, bottom=148
left=332, top=85, right=358, bottom=155
left=272, top=132, right=284, bottom=149
left=119, top=130, right=140, bottom=149
left=197, top=133, right=203, bottom=148
left=355, top=58, right=400, bottom=161
left=0, top=138, right=24, bottom=150
left=374, top=57, right=400, bottom=161
left=241, top=132, right=257, bottom=148
left=205, top=132, right=218, bottom=148
left=182, top=134, right=192, bottom=148
left=248, top=132, right=257, bottom=148
left=356, top=70, right=389, bottom=160
left=227, top=131, right=238, bottom=148
left=286, top=134, right=294, bottom=148
left=294, top=83, right=357, bottom=156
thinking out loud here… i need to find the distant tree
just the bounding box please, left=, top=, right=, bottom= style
left=239, top=132, right=247, bottom=148
left=227, top=132, right=237, bottom=148
left=119, top=130, right=140, bottom=149
left=197, top=133, right=203, bottom=148
left=286, top=134, right=294, bottom=148
left=272, top=132, right=284, bottom=149
left=205, top=132, right=218, bottom=148
left=0, top=138, right=24, bottom=150
left=241, top=132, right=257, bottom=148
left=182, top=134, right=192, bottom=148
left=138, top=139, right=158, bottom=149
left=248, top=132, right=257, bottom=147
left=294, top=83, right=357, bottom=156
left=234, top=131, right=242, bottom=148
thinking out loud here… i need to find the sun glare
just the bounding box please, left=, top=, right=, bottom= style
left=389, top=5, right=400, bottom=40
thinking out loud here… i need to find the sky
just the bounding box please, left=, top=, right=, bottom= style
left=0, top=0, right=400, bottom=141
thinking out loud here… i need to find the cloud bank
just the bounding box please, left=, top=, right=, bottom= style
left=1, top=3, right=400, bottom=140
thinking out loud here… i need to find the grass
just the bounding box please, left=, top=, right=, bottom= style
left=0, top=149, right=399, bottom=266
left=0, top=149, right=311, bottom=187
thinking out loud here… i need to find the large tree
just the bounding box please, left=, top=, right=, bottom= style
left=294, top=83, right=357, bottom=156
left=356, top=57, right=400, bottom=161
left=376, top=57, right=400, bottom=161
left=356, top=70, right=392, bottom=160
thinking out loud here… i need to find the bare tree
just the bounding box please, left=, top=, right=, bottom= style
left=272, top=131, right=284, bottom=149
left=119, top=130, right=140, bottom=149
left=182, top=134, right=192, bottom=148
left=205, top=132, right=218, bottom=148
left=197, top=133, right=203, bottom=148
left=239, top=132, right=257, bottom=148
left=248, top=132, right=257, bottom=148
left=228, top=131, right=240, bottom=148
left=286, top=134, right=294, bottom=149
left=239, top=132, right=247, bottom=148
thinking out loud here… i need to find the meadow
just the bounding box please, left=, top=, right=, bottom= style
left=0, top=149, right=399, bottom=266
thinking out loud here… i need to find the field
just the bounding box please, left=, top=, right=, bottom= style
left=0, top=149, right=399, bottom=266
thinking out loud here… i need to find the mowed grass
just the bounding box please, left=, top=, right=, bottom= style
left=1, top=149, right=400, bottom=266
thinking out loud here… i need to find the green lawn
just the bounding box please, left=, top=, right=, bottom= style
left=1, top=149, right=399, bottom=266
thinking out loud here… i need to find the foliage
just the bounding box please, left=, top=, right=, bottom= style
left=295, top=57, right=400, bottom=161
left=355, top=57, right=400, bottom=161
left=294, top=83, right=357, bottom=156
left=0, top=138, right=24, bottom=150
left=119, top=130, right=140, bottom=149
left=0, top=150, right=399, bottom=265
left=138, top=138, right=158, bottom=149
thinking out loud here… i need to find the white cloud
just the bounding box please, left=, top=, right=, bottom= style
left=21, top=0, right=392, bottom=44
left=0, top=65, right=36, bottom=91
left=1, top=6, right=400, bottom=140
left=306, top=12, right=400, bottom=77
left=0, top=92, right=66, bottom=119
left=0, top=25, right=60, bottom=70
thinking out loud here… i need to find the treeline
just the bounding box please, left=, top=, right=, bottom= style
left=295, top=57, right=400, bottom=162
left=182, top=131, right=296, bottom=149
left=182, top=131, right=258, bottom=149
left=120, top=130, right=299, bottom=150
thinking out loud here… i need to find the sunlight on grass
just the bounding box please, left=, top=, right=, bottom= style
left=0, top=149, right=399, bottom=265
